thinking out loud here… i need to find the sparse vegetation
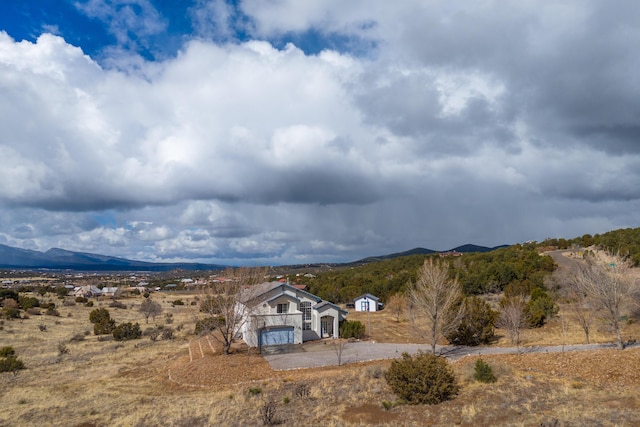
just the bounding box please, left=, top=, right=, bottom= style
left=1, top=239, right=640, bottom=426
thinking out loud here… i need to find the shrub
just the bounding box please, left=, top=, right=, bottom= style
left=385, top=351, right=459, bottom=405
left=109, top=300, right=127, bottom=309
left=0, top=356, right=25, bottom=372
left=0, top=346, right=16, bottom=357
left=381, top=401, right=394, bottom=411
left=194, top=316, right=223, bottom=335
left=144, top=327, right=161, bottom=341
left=112, top=322, right=142, bottom=341
left=0, top=346, right=25, bottom=373
left=89, top=308, right=111, bottom=324
left=161, top=328, right=174, bottom=340
left=63, top=299, right=76, bottom=307
left=261, top=399, right=278, bottom=426
left=4, top=307, right=20, bottom=319
left=45, top=307, right=60, bottom=316
left=94, top=318, right=116, bottom=335
left=446, top=296, right=498, bottom=346
left=26, top=308, right=41, bottom=316
left=366, top=365, right=385, bottom=379
left=172, top=299, right=184, bottom=306
left=526, top=288, right=558, bottom=328
left=55, top=287, right=69, bottom=298
left=473, top=359, right=497, bottom=383
left=58, top=342, right=69, bottom=356
left=294, top=383, right=310, bottom=399
left=339, top=320, right=366, bottom=339
left=85, top=301, right=94, bottom=307
left=248, top=387, right=262, bottom=396
left=75, top=296, right=88, bottom=303
left=38, top=324, right=47, bottom=332
left=70, top=333, right=86, bottom=342
left=19, top=296, right=40, bottom=310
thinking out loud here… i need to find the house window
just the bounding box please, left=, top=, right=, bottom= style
left=300, top=302, right=312, bottom=330
left=277, top=303, right=288, bottom=314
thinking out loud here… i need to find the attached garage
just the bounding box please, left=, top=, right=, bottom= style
left=259, top=326, right=295, bottom=347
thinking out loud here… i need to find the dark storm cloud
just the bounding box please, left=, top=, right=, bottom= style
left=1, top=1, right=640, bottom=264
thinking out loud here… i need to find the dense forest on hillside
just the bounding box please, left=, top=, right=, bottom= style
left=300, top=244, right=556, bottom=303
left=542, top=227, right=640, bottom=266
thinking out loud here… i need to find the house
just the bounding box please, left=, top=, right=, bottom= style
left=100, top=287, right=122, bottom=298
left=74, top=285, right=102, bottom=298
left=238, top=281, right=348, bottom=348
left=353, top=293, right=383, bottom=312
left=74, top=285, right=121, bottom=298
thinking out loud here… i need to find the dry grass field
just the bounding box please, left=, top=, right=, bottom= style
left=2, top=289, right=640, bottom=426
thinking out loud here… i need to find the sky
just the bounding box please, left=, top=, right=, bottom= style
left=1, top=1, right=640, bottom=266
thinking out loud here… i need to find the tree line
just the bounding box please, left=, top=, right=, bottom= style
left=299, top=244, right=556, bottom=303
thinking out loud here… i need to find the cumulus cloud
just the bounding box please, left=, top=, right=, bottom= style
left=1, top=1, right=640, bottom=264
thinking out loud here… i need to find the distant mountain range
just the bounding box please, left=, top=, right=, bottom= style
left=0, top=244, right=225, bottom=272
left=353, top=244, right=506, bottom=264
left=269, top=244, right=510, bottom=274
left=0, top=243, right=507, bottom=272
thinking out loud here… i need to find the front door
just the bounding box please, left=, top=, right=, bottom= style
left=321, top=316, right=334, bottom=338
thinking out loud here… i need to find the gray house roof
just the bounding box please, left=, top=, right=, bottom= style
left=314, top=300, right=348, bottom=314
left=240, top=281, right=322, bottom=305
left=240, top=282, right=347, bottom=315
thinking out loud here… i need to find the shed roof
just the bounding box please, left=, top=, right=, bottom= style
left=354, top=293, right=379, bottom=301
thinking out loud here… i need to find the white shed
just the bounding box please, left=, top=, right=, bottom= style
left=353, top=294, right=382, bottom=312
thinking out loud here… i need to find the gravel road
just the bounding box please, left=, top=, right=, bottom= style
left=263, top=340, right=635, bottom=371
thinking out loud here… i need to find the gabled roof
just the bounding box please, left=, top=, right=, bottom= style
left=266, top=293, right=300, bottom=304
left=314, top=300, right=348, bottom=315
left=354, top=293, right=379, bottom=301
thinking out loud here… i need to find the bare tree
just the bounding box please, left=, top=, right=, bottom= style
left=408, top=258, right=464, bottom=354
left=558, top=269, right=596, bottom=344
left=496, top=296, right=527, bottom=351
left=198, top=267, right=265, bottom=355
left=139, top=298, right=162, bottom=324
left=386, top=293, right=406, bottom=323
left=569, top=255, right=635, bottom=349
left=331, top=339, right=347, bottom=366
